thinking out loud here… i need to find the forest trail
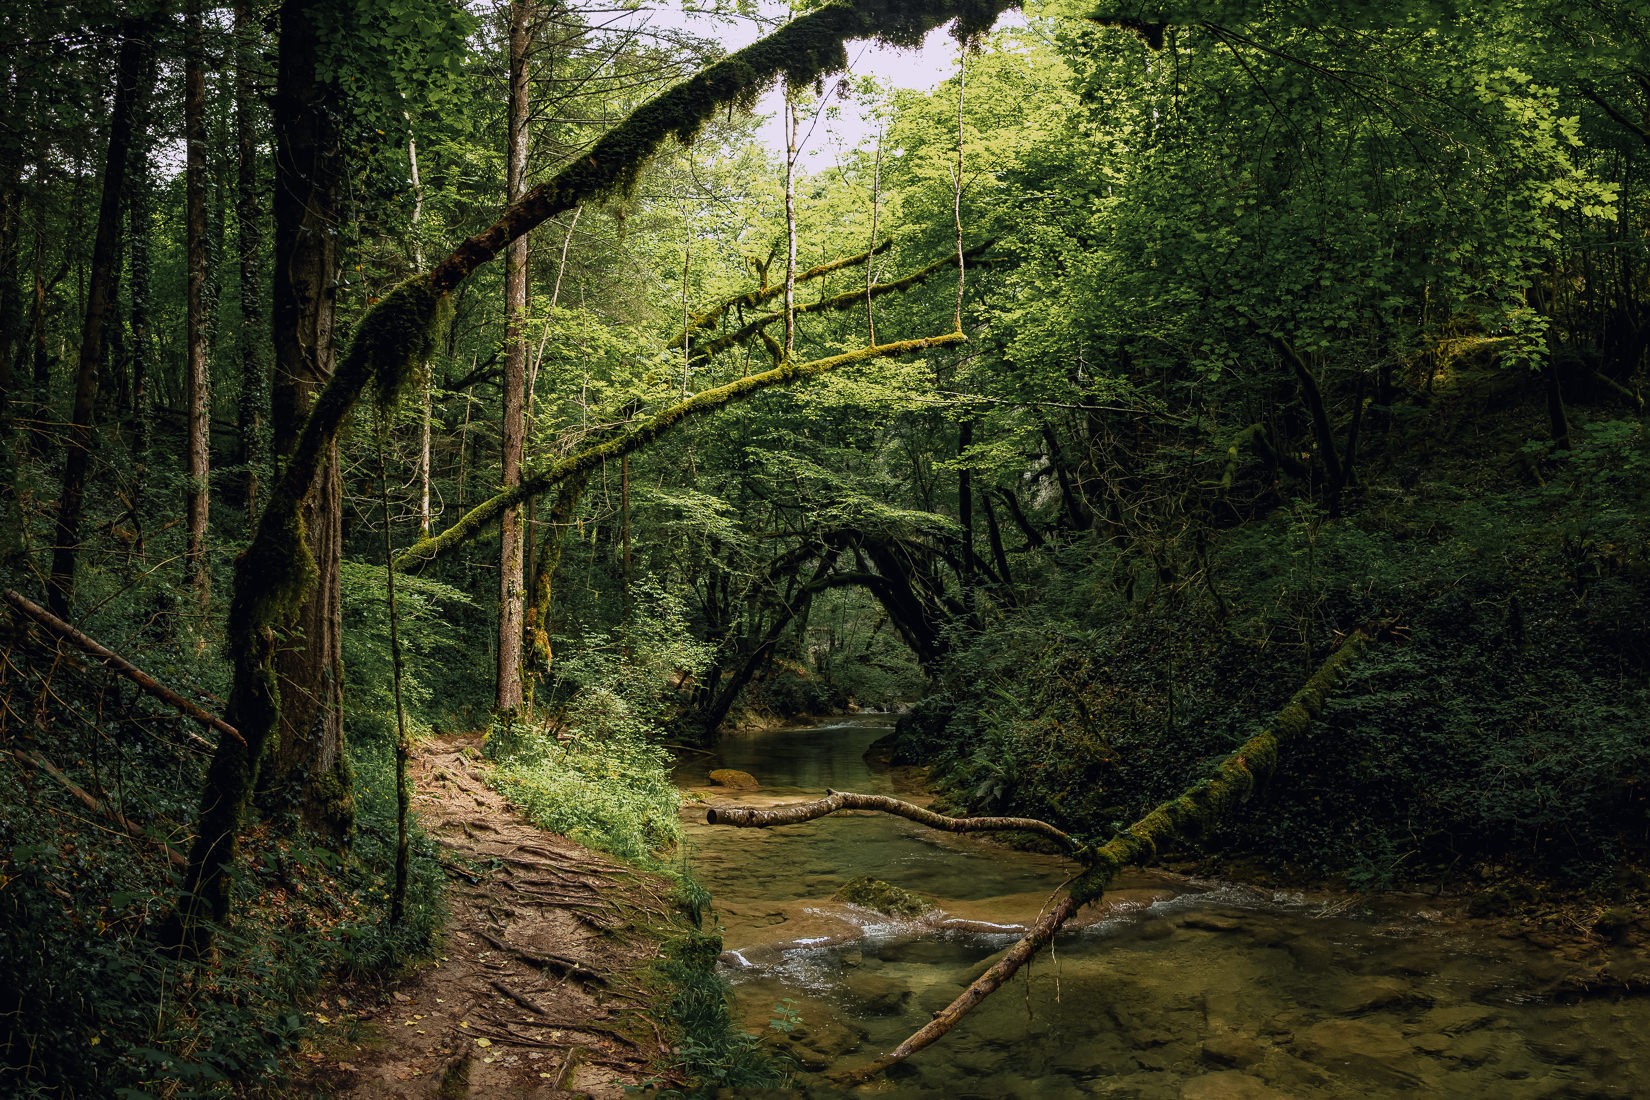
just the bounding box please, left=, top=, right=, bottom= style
left=296, top=736, right=678, bottom=1098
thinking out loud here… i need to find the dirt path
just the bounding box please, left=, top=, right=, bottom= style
left=298, top=736, right=682, bottom=1098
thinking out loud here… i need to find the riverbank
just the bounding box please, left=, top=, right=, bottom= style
left=290, top=735, right=688, bottom=1097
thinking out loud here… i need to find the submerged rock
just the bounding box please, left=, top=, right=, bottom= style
left=833, top=875, right=935, bottom=919
left=1180, top=1069, right=1292, bottom=1098
left=707, top=768, right=759, bottom=789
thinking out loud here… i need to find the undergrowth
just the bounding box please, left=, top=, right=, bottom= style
left=0, top=564, right=448, bottom=1097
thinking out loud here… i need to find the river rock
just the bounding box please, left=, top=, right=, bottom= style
left=1179, top=1069, right=1292, bottom=1098
left=779, top=1012, right=867, bottom=1070
left=1319, top=975, right=1429, bottom=1015
left=1181, top=913, right=1244, bottom=934
left=1201, top=1033, right=1266, bottom=1069
left=1441, top=1029, right=1502, bottom=1067
left=1293, top=1017, right=1411, bottom=1063
left=707, top=768, right=759, bottom=790
left=1421, top=1004, right=1498, bottom=1035
left=841, top=969, right=911, bottom=1016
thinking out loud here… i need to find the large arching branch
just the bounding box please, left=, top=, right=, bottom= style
left=394, top=333, right=963, bottom=569
left=429, top=0, right=1013, bottom=294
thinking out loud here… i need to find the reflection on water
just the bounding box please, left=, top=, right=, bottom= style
left=679, top=716, right=1649, bottom=1097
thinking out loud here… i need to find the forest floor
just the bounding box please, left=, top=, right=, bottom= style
left=288, top=734, right=681, bottom=1098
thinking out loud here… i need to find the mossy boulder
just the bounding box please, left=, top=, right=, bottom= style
left=833, top=875, right=934, bottom=919
left=708, top=768, right=759, bottom=790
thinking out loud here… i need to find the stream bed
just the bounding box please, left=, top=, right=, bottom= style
left=676, top=715, right=1648, bottom=1097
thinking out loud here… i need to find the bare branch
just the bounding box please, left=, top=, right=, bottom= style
left=706, top=789, right=1077, bottom=850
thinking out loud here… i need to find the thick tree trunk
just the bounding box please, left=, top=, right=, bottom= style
left=184, top=0, right=212, bottom=606
left=258, top=0, right=350, bottom=836
left=235, top=0, right=267, bottom=523
left=47, top=16, right=154, bottom=616
left=497, top=0, right=533, bottom=714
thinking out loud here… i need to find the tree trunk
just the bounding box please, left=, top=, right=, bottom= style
left=235, top=0, right=268, bottom=523
left=496, top=0, right=532, bottom=714
left=524, top=473, right=588, bottom=706
left=184, top=0, right=212, bottom=607
left=258, top=0, right=350, bottom=836
left=47, top=15, right=154, bottom=616
left=127, top=41, right=156, bottom=475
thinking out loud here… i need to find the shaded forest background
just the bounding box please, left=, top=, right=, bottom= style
left=1, top=0, right=1648, bottom=1092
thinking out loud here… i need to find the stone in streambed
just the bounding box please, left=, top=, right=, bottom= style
left=1180, top=1069, right=1292, bottom=1099
left=707, top=768, right=759, bottom=790
left=841, top=969, right=912, bottom=1016
left=1201, top=1033, right=1266, bottom=1069
left=1318, top=975, right=1430, bottom=1015
left=833, top=875, right=934, bottom=919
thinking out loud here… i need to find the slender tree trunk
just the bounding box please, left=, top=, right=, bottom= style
left=47, top=16, right=154, bottom=617
left=128, top=43, right=156, bottom=475
left=524, top=473, right=587, bottom=706
left=497, top=0, right=533, bottom=713
left=0, top=69, right=21, bottom=438
left=406, top=116, right=431, bottom=537
left=783, top=91, right=798, bottom=361
left=235, top=0, right=267, bottom=523
left=981, top=486, right=1012, bottom=592
left=184, top=0, right=212, bottom=607
left=258, top=0, right=350, bottom=836
left=957, top=419, right=974, bottom=581
left=28, top=226, right=49, bottom=390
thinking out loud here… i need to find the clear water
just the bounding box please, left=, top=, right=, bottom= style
left=677, top=715, right=1648, bottom=1097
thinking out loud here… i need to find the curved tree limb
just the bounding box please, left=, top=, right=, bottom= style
left=672, top=238, right=894, bottom=348
left=686, top=243, right=993, bottom=364
left=395, top=332, right=964, bottom=569
left=707, top=789, right=1077, bottom=851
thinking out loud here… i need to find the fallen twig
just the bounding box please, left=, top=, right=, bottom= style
left=3, top=589, right=243, bottom=749
left=13, top=750, right=187, bottom=868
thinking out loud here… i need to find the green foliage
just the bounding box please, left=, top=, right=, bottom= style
left=0, top=634, right=442, bottom=1097
left=650, top=930, right=786, bottom=1095
left=487, top=587, right=709, bottom=862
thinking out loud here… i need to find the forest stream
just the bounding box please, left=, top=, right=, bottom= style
left=677, top=715, right=1650, bottom=1098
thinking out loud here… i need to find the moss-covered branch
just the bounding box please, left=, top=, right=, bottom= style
left=832, top=626, right=1374, bottom=1083
left=686, top=242, right=992, bottom=364
left=707, top=789, right=1077, bottom=850
left=429, top=0, right=1013, bottom=295
left=672, top=239, right=894, bottom=349
left=395, top=332, right=964, bottom=569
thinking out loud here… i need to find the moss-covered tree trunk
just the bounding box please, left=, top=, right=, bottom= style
left=257, top=0, right=351, bottom=837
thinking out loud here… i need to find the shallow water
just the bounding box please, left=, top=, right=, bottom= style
left=678, top=715, right=1648, bottom=1097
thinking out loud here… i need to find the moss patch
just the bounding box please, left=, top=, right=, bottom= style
left=834, top=875, right=935, bottom=919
